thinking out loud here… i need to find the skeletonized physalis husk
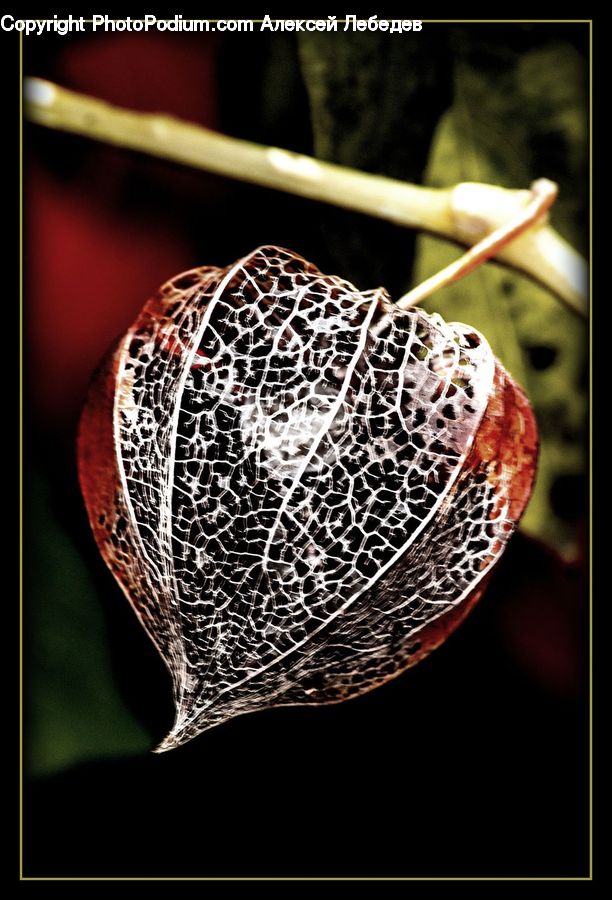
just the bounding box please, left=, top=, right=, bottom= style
left=78, top=246, right=537, bottom=751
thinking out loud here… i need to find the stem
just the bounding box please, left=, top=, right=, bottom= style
left=372, top=179, right=558, bottom=335
left=24, top=78, right=451, bottom=232
left=24, top=78, right=588, bottom=319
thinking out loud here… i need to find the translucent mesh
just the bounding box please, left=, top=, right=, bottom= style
left=78, top=246, right=536, bottom=750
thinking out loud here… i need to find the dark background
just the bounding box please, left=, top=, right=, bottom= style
left=18, top=20, right=589, bottom=879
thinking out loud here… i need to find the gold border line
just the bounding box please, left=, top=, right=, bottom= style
left=19, top=29, right=24, bottom=882
left=18, top=20, right=593, bottom=883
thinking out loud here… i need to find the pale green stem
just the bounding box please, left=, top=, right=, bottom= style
left=24, top=77, right=588, bottom=318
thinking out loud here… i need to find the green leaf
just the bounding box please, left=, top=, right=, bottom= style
left=298, top=29, right=452, bottom=295
left=413, top=33, right=588, bottom=556
left=300, top=26, right=588, bottom=556
left=26, top=469, right=151, bottom=777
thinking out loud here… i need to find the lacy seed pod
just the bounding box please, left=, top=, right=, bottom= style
left=78, top=246, right=538, bottom=751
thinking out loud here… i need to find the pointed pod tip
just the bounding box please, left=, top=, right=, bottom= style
left=152, top=712, right=210, bottom=753
left=152, top=727, right=187, bottom=754
left=152, top=706, right=235, bottom=752
left=153, top=725, right=193, bottom=753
